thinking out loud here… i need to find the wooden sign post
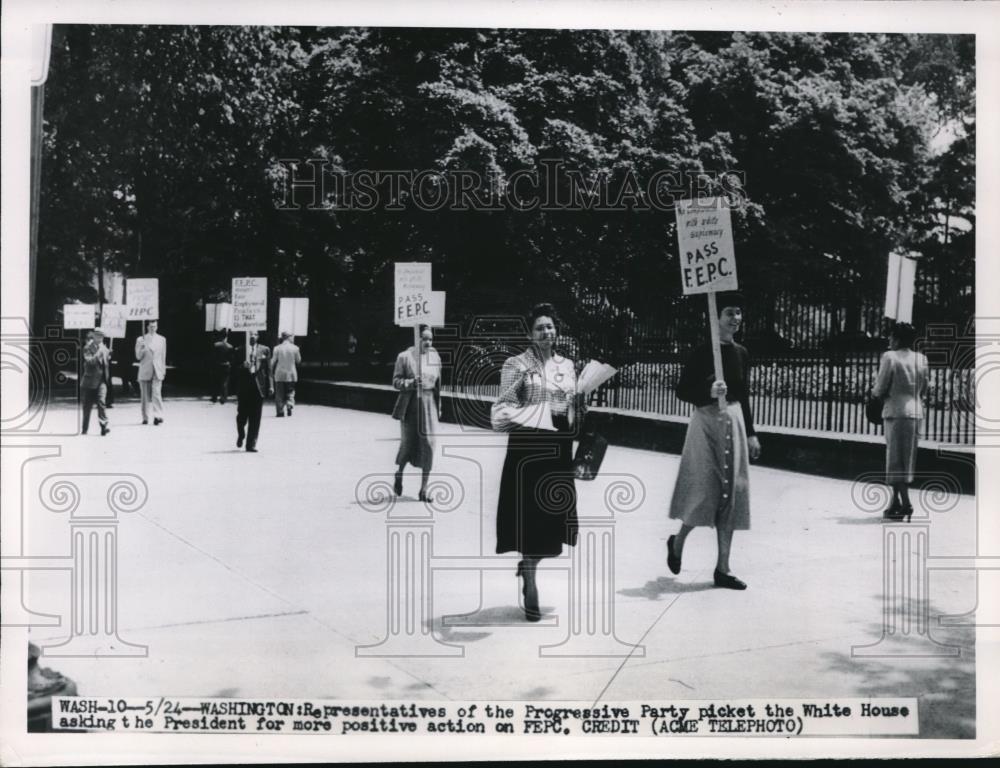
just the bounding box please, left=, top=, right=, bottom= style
left=675, top=197, right=739, bottom=410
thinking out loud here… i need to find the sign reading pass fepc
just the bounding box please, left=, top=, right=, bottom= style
left=394, top=262, right=433, bottom=326
left=675, top=198, right=738, bottom=295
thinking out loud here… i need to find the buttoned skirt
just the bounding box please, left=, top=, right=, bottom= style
left=668, top=402, right=750, bottom=531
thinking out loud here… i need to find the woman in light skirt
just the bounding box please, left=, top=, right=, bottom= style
left=871, top=321, right=928, bottom=521
left=391, top=326, right=441, bottom=501
left=666, top=292, right=761, bottom=590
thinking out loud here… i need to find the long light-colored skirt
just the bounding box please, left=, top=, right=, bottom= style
left=395, top=392, right=438, bottom=470
left=668, top=403, right=750, bottom=531
left=884, top=417, right=920, bottom=484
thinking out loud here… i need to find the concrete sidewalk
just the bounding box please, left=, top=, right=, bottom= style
left=21, top=398, right=978, bottom=738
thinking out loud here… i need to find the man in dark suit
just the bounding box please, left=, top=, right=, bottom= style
left=210, top=330, right=234, bottom=404
left=80, top=329, right=112, bottom=436
left=234, top=331, right=272, bottom=452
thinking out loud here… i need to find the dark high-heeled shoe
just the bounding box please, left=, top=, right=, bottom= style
left=666, top=535, right=681, bottom=575
left=393, top=472, right=403, bottom=497
left=899, top=504, right=913, bottom=523
left=882, top=498, right=902, bottom=520
left=516, top=561, right=541, bottom=622
left=418, top=489, right=431, bottom=503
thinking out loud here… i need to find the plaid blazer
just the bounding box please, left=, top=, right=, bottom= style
left=491, top=347, right=578, bottom=431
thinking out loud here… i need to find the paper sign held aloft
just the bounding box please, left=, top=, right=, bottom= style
left=395, top=262, right=433, bottom=326
left=278, top=298, right=309, bottom=337
left=675, top=198, right=738, bottom=295
left=63, top=304, right=96, bottom=330
left=577, top=360, right=617, bottom=396
left=232, top=277, right=267, bottom=331
left=885, top=251, right=917, bottom=323
left=126, top=278, right=159, bottom=320
left=100, top=304, right=128, bottom=338
left=426, top=291, right=446, bottom=327
left=204, top=303, right=234, bottom=332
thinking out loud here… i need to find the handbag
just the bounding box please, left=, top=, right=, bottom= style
left=574, top=431, right=609, bottom=481
left=866, top=394, right=884, bottom=426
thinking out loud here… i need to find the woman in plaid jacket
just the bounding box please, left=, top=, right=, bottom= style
left=491, top=303, right=584, bottom=621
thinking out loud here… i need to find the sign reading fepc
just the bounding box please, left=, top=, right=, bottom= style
left=231, top=277, right=267, bottom=331
left=675, top=198, right=738, bottom=295
left=394, top=262, right=433, bottom=326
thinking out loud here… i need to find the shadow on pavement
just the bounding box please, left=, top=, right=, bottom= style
left=832, top=514, right=893, bottom=526
left=820, top=601, right=975, bottom=739
left=619, top=577, right=717, bottom=600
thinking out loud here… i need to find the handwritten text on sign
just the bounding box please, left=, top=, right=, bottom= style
left=232, top=278, right=267, bottom=331
left=675, top=198, right=738, bottom=295
left=101, top=304, right=128, bottom=339
left=395, top=262, right=433, bottom=326
left=126, top=278, right=159, bottom=320
left=63, top=304, right=96, bottom=330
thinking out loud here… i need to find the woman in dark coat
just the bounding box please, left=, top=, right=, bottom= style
left=666, top=292, right=761, bottom=590
left=491, top=303, right=584, bottom=621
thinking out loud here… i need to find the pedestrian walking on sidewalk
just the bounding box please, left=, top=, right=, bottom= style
left=210, top=330, right=234, bottom=404
left=391, top=326, right=441, bottom=500
left=80, top=329, right=111, bottom=436
left=235, top=332, right=272, bottom=453
left=135, top=319, right=167, bottom=425
left=491, top=303, right=585, bottom=621
left=666, top=292, right=761, bottom=590
left=871, top=321, right=928, bottom=521
left=271, top=331, right=302, bottom=417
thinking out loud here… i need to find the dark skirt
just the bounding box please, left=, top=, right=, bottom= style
left=495, top=427, right=579, bottom=559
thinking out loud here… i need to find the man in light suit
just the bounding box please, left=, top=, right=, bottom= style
left=270, top=331, right=302, bottom=417
left=234, top=331, right=272, bottom=452
left=135, top=319, right=167, bottom=425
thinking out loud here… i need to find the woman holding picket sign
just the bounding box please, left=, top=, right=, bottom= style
left=666, top=291, right=761, bottom=590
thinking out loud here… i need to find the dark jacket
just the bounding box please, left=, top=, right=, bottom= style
left=234, top=343, right=272, bottom=398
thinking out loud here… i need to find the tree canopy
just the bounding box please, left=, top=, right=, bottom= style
left=38, top=27, right=974, bottom=362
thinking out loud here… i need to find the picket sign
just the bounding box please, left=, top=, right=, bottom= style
left=125, top=278, right=159, bottom=320
left=675, top=197, right=739, bottom=410
left=232, top=277, right=267, bottom=362
left=885, top=251, right=918, bottom=323
left=394, top=263, right=446, bottom=402
left=205, top=303, right=234, bottom=332
left=278, top=298, right=309, bottom=337
left=100, top=304, right=128, bottom=339
left=63, top=304, right=96, bottom=330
